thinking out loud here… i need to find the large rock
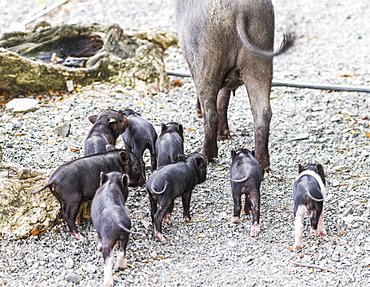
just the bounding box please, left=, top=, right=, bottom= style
left=0, top=163, right=93, bottom=237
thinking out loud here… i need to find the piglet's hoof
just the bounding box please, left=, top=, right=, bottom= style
left=116, top=262, right=127, bottom=270
left=250, top=224, right=260, bottom=237
left=230, top=217, right=240, bottom=224
left=292, top=244, right=302, bottom=252
left=184, top=216, right=191, bottom=222
left=162, top=213, right=171, bottom=224
left=72, top=233, right=84, bottom=241
left=155, top=232, right=166, bottom=243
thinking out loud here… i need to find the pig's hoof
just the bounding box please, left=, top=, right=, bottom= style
left=292, top=244, right=302, bottom=252
left=310, top=228, right=318, bottom=236
left=250, top=224, right=260, bottom=237
left=196, top=109, right=202, bottom=118
left=97, top=242, right=102, bottom=252
left=231, top=217, right=240, bottom=224
left=72, top=233, right=84, bottom=241
left=319, top=231, right=327, bottom=237
left=163, top=213, right=171, bottom=224
left=217, top=130, right=230, bottom=140
left=155, top=232, right=166, bottom=243
left=184, top=216, right=191, bottom=222
left=217, top=133, right=230, bottom=140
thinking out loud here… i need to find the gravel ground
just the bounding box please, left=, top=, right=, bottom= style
left=1, top=0, right=370, bottom=286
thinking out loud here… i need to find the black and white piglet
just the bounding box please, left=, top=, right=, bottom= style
left=229, top=149, right=262, bottom=237
left=146, top=153, right=207, bottom=242
left=91, top=172, right=134, bottom=287
left=155, top=122, right=184, bottom=168
left=84, top=109, right=129, bottom=156
left=292, top=163, right=327, bottom=251
left=121, top=108, right=157, bottom=173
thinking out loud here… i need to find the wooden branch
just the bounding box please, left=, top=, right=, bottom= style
left=291, top=261, right=337, bottom=273
left=166, top=70, right=370, bottom=93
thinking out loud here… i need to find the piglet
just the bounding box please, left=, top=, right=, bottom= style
left=84, top=109, right=129, bottom=156
left=292, top=163, right=327, bottom=251
left=32, top=149, right=145, bottom=240
left=230, top=149, right=262, bottom=237
left=91, top=172, right=132, bottom=287
left=146, top=153, right=207, bottom=242
left=155, top=122, right=184, bottom=168
left=121, top=108, right=158, bottom=173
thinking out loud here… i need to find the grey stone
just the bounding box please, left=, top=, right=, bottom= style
left=53, top=123, right=71, bottom=137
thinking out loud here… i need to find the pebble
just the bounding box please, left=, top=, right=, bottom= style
left=1, top=0, right=370, bottom=286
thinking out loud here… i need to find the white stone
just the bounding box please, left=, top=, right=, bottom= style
left=5, top=98, right=39, bottom=113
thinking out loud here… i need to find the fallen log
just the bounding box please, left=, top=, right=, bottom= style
left=167, top=70, right=370, bottom=93
left=0, top=24, right=169, bottom=93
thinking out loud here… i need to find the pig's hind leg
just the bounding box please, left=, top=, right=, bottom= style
left=231, top=191, right=242, bottom=224
left=293, top=205, right=306, bottom=251
left=311, top=206, right=327, bottom=237
left=60, top=201, right=83, bottom=240
left=182, top=191, right=192, bottom=222
left=163, top=201, right=174, bottom=224
left=241, top=64, right=272, bottom=172
left=244, top=194, right=252, bottom=215
left=148, top=193, right=157, bottom=224
left=148, top=142, right=157, bottom=171
left=154, top=197, right=172, bottom=242
left=101, top=239, right=115, bottom=287
left=217, top=89, right=231, bottom=140
left=116, top=237, right=129, bottom=270
left=249, top=191, right=260, bottom=237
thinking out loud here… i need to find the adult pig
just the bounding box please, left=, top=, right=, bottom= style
left=230, top=149, right=262, bottom=237
left=155, top=122, right=184, bottom=168
left=84, top=109, right=129, bottom=156
left=176, top=0, right=295, bottom=172
left=121, top=108, right=158, bottom=173
left=32, top=149, right=145, bottom=240
left=146, top=153, right=207, bottom=242
left=91, top=172, right=132, bottom=287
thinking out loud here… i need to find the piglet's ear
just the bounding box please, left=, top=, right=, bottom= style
left=109, top=118, right=117, bottom=129
left=161, top=123, right=166, bottom=132
left=178, top=124, right=184, bottom=136
left=121, top=174, right=129, bottom=187
left=120, top=151, right=130, bottom=165
left=195, top=155, right=206, bottom=169
left=88, top=115, right=98, bottom=124
left=100, top=172, right=107, bottom=185
left=316, top=164, right=326, bottom=185
left=298, top=164, right=304, bottom=174
left=178, top=153, right=186, bottom=161
left=231, top=150, right=236, bottom=158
